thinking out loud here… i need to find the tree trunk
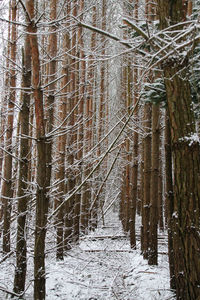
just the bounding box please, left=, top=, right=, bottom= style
left=158, top=1, right=200, bottom=298
left=26, top=0, right=48, bottom=298
left=13, top=34, right=31, bottom=294
left=67, top=0, right=78, bottom=243
left=141, top=102, right=152, bottom=258
left=165, top=110, right=176, bottom=290
left=1, top=0, right=17, bottom=254
left=158, top=138, right=164, bottom=231
left=46, top=0, right=57, bottom=216
left=0, top=1, right=12, bottom=226
left=56, top=1, right=71, bottom=257
left=73, top=0, right=85, bottom=243
left=141, top=0, right=153, bottom=259
left=80, top=5, right=96, bottom=233
left=129, top=0, right=139, bottom=249
left=148, top=103, right=160, bottom=265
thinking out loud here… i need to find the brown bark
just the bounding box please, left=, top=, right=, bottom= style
left=141, top=102, right=152, bottom=258
left=26, top=0, right=48, bottom=298
left=158, top=138, right=164, bottom=231
left=73, top=0, right=85, bottom=243
left=141, top=0, right=153, bottom=259
left=187, top=1, right=192, bottom=16
left=13, top=34, right=31, bottom=294
left=148, top=103, right=160, bottom=265
left=97, top=0, right=106, bottom=157
left=121, top=1, right=134, bottom=234
left=0, top=2, right=11, bottom=224
left=120, top=169, right=127, bottom=232
left=157, top=1, right=200, bottom=298
left=80, top=5, right=96, bottom=233
left=1, top=0, right=17, bottom=254
left=130, top=0, right=139, bottom=249
left=45, top=0, right=59, bottom=258
left=46, top=0, right=57, bottom=202
left=55, top=2, right=71, bottom=257
left=66, top=1, right=78, bottom=242
left=165, top=111, right=176, bottom=290
left=91, top=0, right=107, bottom=230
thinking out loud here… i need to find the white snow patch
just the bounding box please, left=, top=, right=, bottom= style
left=0, top=213, right=175, bottom=300
left=180, top=133, right=200, bottom=146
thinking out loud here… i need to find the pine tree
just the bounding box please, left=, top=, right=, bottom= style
left=157, top=1, right=200, bottom=298
left=1, top=0, right=17, bottom=254
left=13, top=32, right=31, bottom=295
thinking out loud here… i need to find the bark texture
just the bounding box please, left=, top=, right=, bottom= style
left=26, top=0, right=48, bottom=299
left=141, top=102, right=152, bottom=258
left=148, top=103, right=160, bottom=265
left=158, top=1, right=200, bottom=298
left=13, top=34, right=31, bottom=294
left=1, top=0, right=17, bottom=254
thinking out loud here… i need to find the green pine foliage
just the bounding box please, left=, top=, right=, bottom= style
left=141, top=78, right=167, bottom=106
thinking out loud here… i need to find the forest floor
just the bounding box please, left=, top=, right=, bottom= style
left=0, top=211, right=176, bottom=300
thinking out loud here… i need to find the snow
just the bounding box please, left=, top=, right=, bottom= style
left=0, top=212, right=175, bottom=300
left=180, top=133, right=200, bottom=146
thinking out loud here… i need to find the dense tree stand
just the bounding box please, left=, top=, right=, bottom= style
left=0, top=1, right=200, bottom=299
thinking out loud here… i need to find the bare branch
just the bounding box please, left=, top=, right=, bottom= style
left=18, top=0, right=31, bottom=23
left=123, top=18, right=149, bottom=41
left=73, top=17, right=132, bottom=49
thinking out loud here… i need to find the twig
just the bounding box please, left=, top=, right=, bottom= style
left=123, top=18, right=149, bottom=41
left=18, top=0, right=31, bottom=23
left=0, top=286, right=23, bottom=298
left=82, top=235, right=127, bottom=240
left=0, top=250, right=15, bottom=264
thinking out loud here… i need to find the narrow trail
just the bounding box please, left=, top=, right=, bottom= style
left=0, top=211, right=174, bottom=299
left=46, top=212, right=174, bottom=300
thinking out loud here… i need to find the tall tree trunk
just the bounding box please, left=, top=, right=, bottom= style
left=141, top=102, right=152, bottom=258
left=158, top=1, right=200, bottom=298
left=129, top=0, right=139, bottom=249
left=158, top=133, right=164, bottom=231
left=26, top=0, right=48, bottom=298
left=141, top=0, right=153, bottom=259
left=55, top=2, right=71, bottom=257
left=80, top=5, right=96, bottom=233
left=148, top=103, right=160, bottom=265
left=66, top=1, right=77, bottom=243
left=0, top=2, right=11, bottom=224
left=1, top=0, right=17, bottom=254
left=73, top=0, right=85, bottom=243
left=13, top=33, right=31, bottom=294
left=46, top=0, right=57, bottom=215
left=165, top=110, right=176, bottom=290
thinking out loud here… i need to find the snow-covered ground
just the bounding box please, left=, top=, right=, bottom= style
left=0, top=212, right=176, bottom=299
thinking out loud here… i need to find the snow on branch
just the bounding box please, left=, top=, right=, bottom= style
left=122, top=18, right=149, bottom=41
left=73, top=16, right=133, bottom=49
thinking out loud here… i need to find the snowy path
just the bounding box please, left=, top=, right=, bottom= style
left=46, top=214, right=175, bottom=300
left=0, top=212, right=175, bottom=299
